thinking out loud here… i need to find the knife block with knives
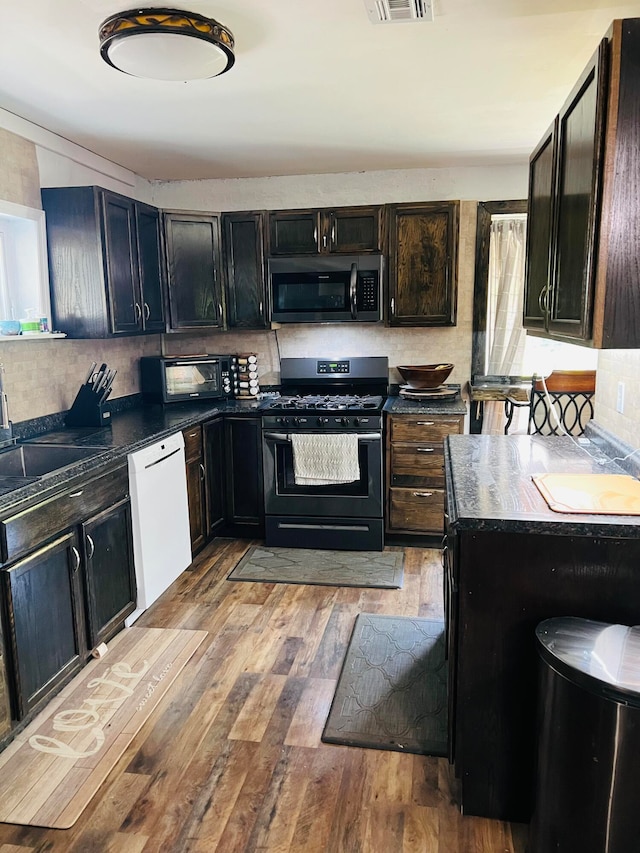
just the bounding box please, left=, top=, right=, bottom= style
left=65, top=362, right=117, bottom=427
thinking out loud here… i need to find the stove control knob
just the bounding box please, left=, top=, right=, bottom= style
left=317, top=417, right=329, bottom=425
left=340, top=416, right=350, bottom=426
left=353, top=417, right=360, bottom=426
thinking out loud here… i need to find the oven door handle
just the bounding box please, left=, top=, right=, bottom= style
left=264, top=432, right=290, bottom=442
left=263, top=432, right=381, bottom=442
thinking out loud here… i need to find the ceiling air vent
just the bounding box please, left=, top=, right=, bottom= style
left=364, top=0, right=434, bottom=24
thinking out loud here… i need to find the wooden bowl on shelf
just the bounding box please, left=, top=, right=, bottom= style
left=397, top=363, right=454, bottom=390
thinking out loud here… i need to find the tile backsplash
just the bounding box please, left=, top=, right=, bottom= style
left=594, top=349, right=640, bottom=448
left=0, top=336, right=160, bottom=424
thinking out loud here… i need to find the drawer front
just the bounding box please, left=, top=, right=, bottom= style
left=389, top=487, right=445, bottom=533
left=390, top=416, right=463, bottom=443
left=1, top=464, right=129, bottom=564
left=390, top=443, right=444, bottom=487
left=183, top=425, right=203, bottom=461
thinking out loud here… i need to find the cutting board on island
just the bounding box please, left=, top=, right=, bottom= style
left=532, top=473, right=640, bottom=515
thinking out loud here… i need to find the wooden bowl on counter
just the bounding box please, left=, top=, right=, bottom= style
left=397, top=363, right=454, bottom=390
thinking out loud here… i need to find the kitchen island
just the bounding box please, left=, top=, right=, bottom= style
left=444, top=427, right=640, bottom=822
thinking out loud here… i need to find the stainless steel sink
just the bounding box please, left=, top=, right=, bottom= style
left=0, top=443, right=104, bottom=478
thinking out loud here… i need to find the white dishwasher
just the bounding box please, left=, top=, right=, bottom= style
left=125, top=431, right=192, bottom=626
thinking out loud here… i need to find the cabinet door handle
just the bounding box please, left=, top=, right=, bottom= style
left=143, top=302, right=150, bottom=320
left=313, top=226, right=318, bottom=244
left=412, top=491, right=434, bottom=498
left=416, top=421, right=435, bottom=426
left=391, top=297, right=395, bottom=315
left=71, top=546, right=81, bottom=573
left=69, top=490, right=84, bottom=498
left=538, top=284, right=551, bottom=316
left=259, top=300, right=263, bottom=316
left=134, top=302, right=142, bottom=322
left=188, top=430, right=199, bottom=438
left=199, top=462, right=205, bottom=481
left=331, top=224, right=336, bottom=244
left=86, top=534, right=95, bottom=560
left=323, top=234, right=327, bottom=248
left=417, top=447, right=435, bottom=453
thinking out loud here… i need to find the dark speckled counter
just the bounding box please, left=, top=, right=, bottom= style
left=445, top=432, right=640, bottom=537
left=383, top=393, right=467, bottom=417
left=0, top=398, right=263, bottom=517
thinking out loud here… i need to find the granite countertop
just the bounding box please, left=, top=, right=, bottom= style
left=468, top=375, right=531, bottom=402
left=384, top=387, right=467, bottom=416
left=0, top=398, right=263, bottom=517
left=445, top=430, right=640, bottom=537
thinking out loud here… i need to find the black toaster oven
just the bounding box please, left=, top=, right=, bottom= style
left=140, top=355, right=237, bottom=403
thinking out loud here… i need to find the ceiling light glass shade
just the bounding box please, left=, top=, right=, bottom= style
left=99, top=8, right=235, bottom=81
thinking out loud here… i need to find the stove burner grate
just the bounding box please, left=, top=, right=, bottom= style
left=266, top=394, right=383, bottom=412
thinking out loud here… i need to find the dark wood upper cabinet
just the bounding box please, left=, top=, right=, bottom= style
left=164, top=211, right=224, bottom=330
left=42, top=186, right=166, bottom=338
left=222, top=211, right=268, bottom=329
left=550, top=42, right=607, bottom=339
left=523, top=120, right=557, bottom=330
left=524, top=39, right=606, bottom=343
left=525, top=19, right=640, bottom=347
left=327, top=207, right=383, bottom=253
left=135, top=202, right=166, bottom=332
left=102, top=192, right=140, bottom=334
left=387, top=201, right=458, bottom=327
left=268, top=206, right=383, bottom=255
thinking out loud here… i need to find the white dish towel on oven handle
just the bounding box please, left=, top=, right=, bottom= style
left=290, top=433, right=360, bottom=485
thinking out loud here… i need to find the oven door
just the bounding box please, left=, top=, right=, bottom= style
left=262, top=430, right=383, bottom=518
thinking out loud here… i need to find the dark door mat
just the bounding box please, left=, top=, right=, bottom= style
left=322, top=614, right=447, bottom=756
left=227, top=546, right=404, bottom=588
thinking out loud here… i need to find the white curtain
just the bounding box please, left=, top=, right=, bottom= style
left=482, top=217, right=528, bottom=435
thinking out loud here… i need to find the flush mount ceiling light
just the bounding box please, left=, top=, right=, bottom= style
left=99, top=7, right=235, bottom=81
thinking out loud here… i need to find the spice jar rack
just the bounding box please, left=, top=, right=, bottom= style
left=235, top=353, right=259, bottom=398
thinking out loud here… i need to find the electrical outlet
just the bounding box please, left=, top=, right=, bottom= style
left=617, top=381, right=625, bottom=414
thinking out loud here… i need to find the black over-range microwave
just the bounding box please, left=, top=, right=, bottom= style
left=268, top=254, right=384, bottom=323
left=140, top=355, right=238, bottom=403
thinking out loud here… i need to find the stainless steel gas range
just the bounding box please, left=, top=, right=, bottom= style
left=261, top=356, right=388, bottom=551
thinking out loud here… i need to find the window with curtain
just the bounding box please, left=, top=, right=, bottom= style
left=482, top=215, right=528, bottom=435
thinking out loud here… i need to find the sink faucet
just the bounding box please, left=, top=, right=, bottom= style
left=0, top=364, right=13, bottom=446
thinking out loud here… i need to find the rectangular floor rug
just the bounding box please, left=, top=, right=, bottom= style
left=322, top=614, right=447, bottom=756
left=0, top=626, right=207, bottom=829
left=227, top=545, right=404, bottom=588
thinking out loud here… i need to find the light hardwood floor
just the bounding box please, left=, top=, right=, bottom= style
left=0, top=539, right=529, bottom=852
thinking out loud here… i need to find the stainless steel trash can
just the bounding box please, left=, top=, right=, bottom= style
left=529, top=616, right=640, bottom=853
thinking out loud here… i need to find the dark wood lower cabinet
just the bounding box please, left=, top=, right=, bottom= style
left=224, top=416, right=264, bottom=535
left=204, top=418, right=226, bottom=538
left=183, top=425, right=207, bottom=554
left=82, top=498, right=136, bottom=647
left=2, top=531, right=86, bottom=720
left=0, top=462, right=135, bottom=731
left=200, top=415, right=264, bottom=541
left=0, top=642, right=9, bottom=740
left=446, top=522, right=640, bottom=823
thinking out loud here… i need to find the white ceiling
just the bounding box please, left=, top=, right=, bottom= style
left=1, top=0, right=640, bottom=181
